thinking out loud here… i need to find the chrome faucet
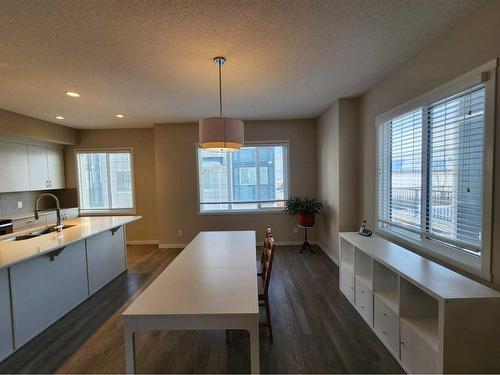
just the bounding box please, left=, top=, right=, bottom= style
left=34, top=193, right=63, bottom=232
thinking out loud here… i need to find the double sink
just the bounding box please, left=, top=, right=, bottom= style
left=2, top=225, right=75, bottom=241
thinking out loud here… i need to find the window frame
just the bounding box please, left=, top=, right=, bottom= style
left=74, top=147, right=137, bottom=216
left=195, top=140, right=291, bottom=215
left=375, top=60, right=496, bottom=280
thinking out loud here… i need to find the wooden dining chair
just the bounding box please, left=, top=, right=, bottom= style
left=257, top=225, right=272, bottom=277
left=259, top=234, right=275, bottom=342
left=226, top=233, right=275, bottom=344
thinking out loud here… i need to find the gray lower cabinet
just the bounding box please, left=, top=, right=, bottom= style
left=0, top=269, right=13, bottom=361
left=86, top=226, right=126, bottom=294
left=10, top=241, right=89, bottom=347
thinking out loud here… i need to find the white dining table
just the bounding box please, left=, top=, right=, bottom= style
left=122, top=231, right=259, bottom=373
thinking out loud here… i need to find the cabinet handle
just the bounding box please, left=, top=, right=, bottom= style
left=400, top=341, right=405, bottom=346
left=382, top=312, right=387, bottom=317
left=361, top=305, right=365, bottom=309
left=350, top=286, right=354, bottom=289
left=26, top=219, right=33, bottom=224
left=361, top=290, right=365, bottom=294
left=382, top=330, right=387, bottom=335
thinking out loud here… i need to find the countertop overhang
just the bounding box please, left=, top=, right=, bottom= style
left=0, top=215, right=141, bottom=270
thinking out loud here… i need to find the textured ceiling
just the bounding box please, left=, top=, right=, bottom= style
left=0, top=0, right=484, bottom=129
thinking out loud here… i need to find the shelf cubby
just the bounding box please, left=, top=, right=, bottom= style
left=399, top=277, right=439, bottom=348
left=354, top=247, right=372, bottom=290
left=339, top=237, right=354, bottom=271
left=373, top=260, right=399, bottom=314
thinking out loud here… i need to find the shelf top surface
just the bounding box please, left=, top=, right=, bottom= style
left=340, top=232, right=500, bottom=300
left=0, top=215, right=141, bottom=270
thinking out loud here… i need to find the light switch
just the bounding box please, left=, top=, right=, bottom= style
left=17, top=201, right=23, bottom=209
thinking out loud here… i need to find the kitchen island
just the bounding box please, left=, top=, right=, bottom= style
left=0, top=215, right=140, bottom=361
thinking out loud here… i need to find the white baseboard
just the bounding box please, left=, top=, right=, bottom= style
left=317, top=241, right=339, bottom=265
left=126, top=240, right=159, bottom=245
left=159, top=243, right=188, bottom=249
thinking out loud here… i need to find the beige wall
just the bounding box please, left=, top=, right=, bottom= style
left=359, top=1, right=500, bottom=286
left=65, top=128, right=157, bottom=242
left=317, top=98, right=360, bottom=261
left=0, top=108, right=77, bottom=145
left=317, top=101, right=340, bottom=259
left=154, top=119, right=317, bottom=245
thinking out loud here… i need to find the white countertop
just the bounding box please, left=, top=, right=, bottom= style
left=0, top=215, right=141, bottom=270
left=340, top=232, right=500, bottom=300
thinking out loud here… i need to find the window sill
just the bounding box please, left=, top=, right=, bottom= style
left=376, top=228, right=490, bottom=281
left=79, top=209, right=137, bottom=217
left=198, top=208, right=284, bottom=216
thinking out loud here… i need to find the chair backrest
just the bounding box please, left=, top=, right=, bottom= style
left=260, top=225, right=272, bottom=262
left=261, top=235, right=275, bottom=298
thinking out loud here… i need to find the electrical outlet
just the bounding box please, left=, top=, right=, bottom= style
left=17, top=201, right=23, bottom=209
left=294, top=227, right=299, bottom=234
left=178, top=229, right=183, bottom=237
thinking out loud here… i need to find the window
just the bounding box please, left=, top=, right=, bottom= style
left=197, top=143, right=289, bottom=213
left=376, top=61, right=495, bottom=278
left=76, top=149, right=135, bottom=213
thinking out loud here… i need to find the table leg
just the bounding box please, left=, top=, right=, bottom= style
left=124, top=325, right=136, bottom=374
left=249, top=322, right=260, bottom=374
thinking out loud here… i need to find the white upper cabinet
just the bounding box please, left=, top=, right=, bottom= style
left=27, top=145, right=49, bottom=190
left=47, top=147, right=65, bottom=189
left=0, top=140, right=65, bottom=193
left=27, top=145, right=65, bottom=191
left=0, top=141, right=30, bottom=192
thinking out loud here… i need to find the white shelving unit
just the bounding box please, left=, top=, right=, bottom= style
left=339, top=232, right=500, bottom=373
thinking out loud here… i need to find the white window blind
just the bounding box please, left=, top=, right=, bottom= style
left=76, top=150, right=134, bottom=212
left=197, top=143, right=289, bottom=213
left=427, top=86, right=485, bottom=251
left=378, top=108, right=423, bottom=236
left=377, top=84, right=486, bottom=255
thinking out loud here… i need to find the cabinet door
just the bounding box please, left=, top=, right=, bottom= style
left=400, top=319, right=440, bottom=373
left=63, top=208, right=79, bottom=220
left=10, top=241, right=88, bottom=347
left=27, top=145, right=49, bottom=190
left=47, top=147, right=65, bottom=189
left=0, top=269, right=14, bottom=361
left=0, top=141, right=30, bottom=192
left=12, top=215, right=46, bottom=231
left=355, top=277, right=373, bottom=325
left=45, top=212, right=57, bottom=225
left=86, top=226, right=126, bottom=294
left=374, top=295, right=399, bottom=355
left=340, top=265, right=355, bottom=303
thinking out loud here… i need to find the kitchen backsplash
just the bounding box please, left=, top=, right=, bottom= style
left=0, top=188, right=78, bottom=217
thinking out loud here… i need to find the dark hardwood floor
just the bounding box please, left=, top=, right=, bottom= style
left=0, top=244, right=403, bottom=374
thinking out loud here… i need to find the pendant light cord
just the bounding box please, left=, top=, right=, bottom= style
left=218, top=61, right=223, bottom=117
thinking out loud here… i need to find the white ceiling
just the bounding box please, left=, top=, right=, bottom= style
left=0, top=0, right=484, bottom=129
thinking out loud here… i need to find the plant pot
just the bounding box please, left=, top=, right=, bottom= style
left=298, top=213, right=315, bottom=227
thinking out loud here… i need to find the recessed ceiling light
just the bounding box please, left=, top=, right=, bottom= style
left=55, top=115, right=64, bottom=120
left=65, top=91, right=80, bottom=97
left=115, top=114, right=125, bottom=118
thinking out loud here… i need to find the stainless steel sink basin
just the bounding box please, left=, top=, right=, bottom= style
left=2, top=225, right=76, bottom=241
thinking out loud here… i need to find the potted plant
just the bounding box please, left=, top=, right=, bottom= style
left=284, top=197, right=323, bottom=227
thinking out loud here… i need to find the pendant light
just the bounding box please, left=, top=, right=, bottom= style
left=199, top=56, right=244, bottom=152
